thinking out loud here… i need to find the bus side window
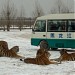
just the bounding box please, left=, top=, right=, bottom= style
left=68, top=25, right=72, bottom=31
left=57, top=22, right=61, bottom=31
left=50, top=22, right=54, bottom=30
left=68, top=21, right=75, bottom=32
left=58, top=21, right=66, bottom=32
left=47, top=22, right=50, bottom=31
left=47, top=21, right=57, bottom=32
left=71, top=22, right=75, bottom=32
left=61, top=22, right=66, bottom=31
left=47, top=20, right=67, bottom=32
left=58, top=26, right=62, bottom=31
left=47, top=21, right=53, bottom=31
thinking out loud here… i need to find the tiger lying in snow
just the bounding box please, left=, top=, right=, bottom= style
left=0, top=45, right=25, bottom=59
left=20, top=49, right=58, bottom=65
left=0, top=41, right=19, bottom=53
left=51, top=49, right=75, bottom=63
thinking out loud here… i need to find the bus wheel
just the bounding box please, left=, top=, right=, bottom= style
left=40, top=40, right=50, bottom=50
left=51, top=48, right=58, bottom=50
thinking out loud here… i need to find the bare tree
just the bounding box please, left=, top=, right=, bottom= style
left=0, top=18, right=6, bottom=31
left=18, top=5, right=26, bottom=31
left=50, top=0, right=72, bottom=14
left=1, top=0, right=17, bottom=31
left=32, top=0, right=44, bottom=18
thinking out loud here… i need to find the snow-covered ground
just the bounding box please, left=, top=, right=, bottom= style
left=0, top=29, right=75, bottom=75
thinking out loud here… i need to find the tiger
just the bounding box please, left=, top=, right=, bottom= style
left=10, top=46, right=19, bottom=53
left=50, top=49, right=75, bottom=63
left=0, top=41, right=9, bottom=50
left=0, top=41, right=19, bottom=53
left=0, top=46, right=25, bottom=59
left=21, top=49, right=58, bottom=65
left=36, top=48, right=50, bottom=58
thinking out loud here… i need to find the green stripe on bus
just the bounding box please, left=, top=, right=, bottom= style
left=31, top=38, right=75, bottom=48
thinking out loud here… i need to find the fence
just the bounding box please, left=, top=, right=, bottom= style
left=0, top=17, right=36, bottom=30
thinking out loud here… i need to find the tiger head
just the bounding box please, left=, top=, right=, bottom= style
left=10, top=46, right=19, bottom=53
left=60, top=49, right=67, bottom=55
left=0, top=41, right=8, bottom=50
left=36, top=49, right=51, bottom=58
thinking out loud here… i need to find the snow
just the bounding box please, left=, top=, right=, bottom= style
left=0, top=29, right=75, bottom=75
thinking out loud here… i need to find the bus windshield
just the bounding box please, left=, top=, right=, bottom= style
left=34, top=20, right=46, bottom=32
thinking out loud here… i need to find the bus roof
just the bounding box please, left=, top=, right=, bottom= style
left=37, top=13, right=75, bottom=20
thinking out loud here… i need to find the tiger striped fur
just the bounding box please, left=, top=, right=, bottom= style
left=0, top=46, right=25, bottom=59
left=10, top=46, right=19, bottom=53
left=23, top=49, right=58, bottom=65
left=0, top=41, right=8, bottom=50
left=51, top=49, right=75, bottom=63
left=36, top=48, right=50, bottom=58
left=0, top=41, right=19, bottom=53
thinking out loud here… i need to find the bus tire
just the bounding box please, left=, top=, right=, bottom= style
left=40, top=40, right=50, bottom=50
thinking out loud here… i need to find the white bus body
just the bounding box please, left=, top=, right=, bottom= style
left=31, top=13, right=75, bottom=49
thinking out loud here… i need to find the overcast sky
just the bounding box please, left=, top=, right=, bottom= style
left=0, top=0, right=74, bottom=17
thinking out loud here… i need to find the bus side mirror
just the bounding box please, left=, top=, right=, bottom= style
left=32, top=28, right=35, bottom=34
